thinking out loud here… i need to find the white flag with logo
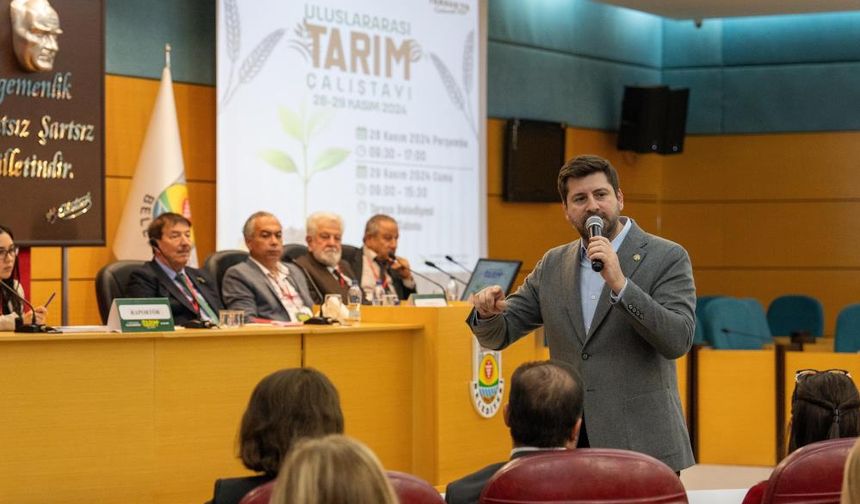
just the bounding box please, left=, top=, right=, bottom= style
left=113, top=61, right=198, bottom=265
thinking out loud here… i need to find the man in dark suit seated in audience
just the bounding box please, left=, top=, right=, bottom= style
left=445, top=360, right=583, bottom=504
left=221, top=211, right=314, bottom=322
left=350, top=214, right=416, bottom=302
left=126, top=212, right=222, bottom=326
left=293, top=211, right=357, bottom=305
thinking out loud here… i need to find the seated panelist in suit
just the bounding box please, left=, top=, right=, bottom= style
left=0, top=224, right=48, bottom=331
left=349, top=214, right=416, bottom=302
left=445, top=360, right=583, bottom=504
left=293, top=211, right=357, bottom=305
left=221, top=211, right=314, bottom=322
left=125, top=213, right=222, bottom=326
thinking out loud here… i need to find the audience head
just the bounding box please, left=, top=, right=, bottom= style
left=842, top=437, right=860, bottom=504
left=506, top=360, right=583, bottom=449
left=306, top=212, right=344, bottom=267
left=270, top=434, right=398, bottom=504
left=788, top=369, right=860, bottom=453
left=239, top=367, right=344, bottom=476
left=243, top=211, right=284, bottom=270
left=363, top=214, right=399, bottom=261
left=147, top=212, right=193, bottom=272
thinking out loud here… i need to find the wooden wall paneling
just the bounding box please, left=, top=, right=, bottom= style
left=188, top=180, right=217, bottom=262
left=662, top=201, right=860, bottom=268
left=105, top=75, right=217, bottom=181
left=663, top=132, right=860, bottom=201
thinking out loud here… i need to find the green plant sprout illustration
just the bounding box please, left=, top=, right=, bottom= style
left=259, top=103, right=350, bottom=218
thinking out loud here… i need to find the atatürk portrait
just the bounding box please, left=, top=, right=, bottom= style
left=9, top=0, right=62, bottom=72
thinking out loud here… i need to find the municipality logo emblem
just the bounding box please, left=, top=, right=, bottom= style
left=471, top=343, right=503, bottom=418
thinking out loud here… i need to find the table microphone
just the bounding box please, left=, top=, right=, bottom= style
left=424, top=260, right=467, bottom=285
left=445, top=255, right=473, bottom=274
left=0, top=281, right=52, bottom=333
left=585, top=215, right=604, bottom=272
left=389, top=255, right=448, bottom=294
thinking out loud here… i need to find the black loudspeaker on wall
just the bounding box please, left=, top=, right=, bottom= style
left=617, top=86, right=689, bottom=155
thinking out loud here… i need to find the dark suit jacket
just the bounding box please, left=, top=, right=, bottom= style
left=349, top=246, right=417, bottom=301
left=445, top=451, right=539, bottom=504
left=206, top=474, right=273, bottom=504
left=126, top=260, right=223, bottom=326
left=293, top=254, right=357, bottom=305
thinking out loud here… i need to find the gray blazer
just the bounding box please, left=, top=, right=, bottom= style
left=469, top=221, right=696, bottom=471
left=221, top=258, right=314, bottom=321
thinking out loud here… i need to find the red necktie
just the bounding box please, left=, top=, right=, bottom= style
left=334, top=267, right=346, bottom=287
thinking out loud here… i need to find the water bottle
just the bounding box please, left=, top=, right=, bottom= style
left=372, top=279, right=385, bottom=306
left=347, top=280, right=362, bottom=322
left=446, top=278, right=458, bottom=302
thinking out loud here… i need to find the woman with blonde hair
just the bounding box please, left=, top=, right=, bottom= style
left=271, top=434, right=398, bottom=504
left=843, top=437, right=860, bottom=503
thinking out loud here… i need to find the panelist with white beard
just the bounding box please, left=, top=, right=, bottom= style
left=293, top=212, right=358, bottom=305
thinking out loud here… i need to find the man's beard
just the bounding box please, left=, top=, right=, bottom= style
left=314, top=247, right=342, bottom=267
left=578, top=212, right=620, bottom=240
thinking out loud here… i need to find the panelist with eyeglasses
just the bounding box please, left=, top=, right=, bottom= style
left=0, top=225, right=48, bottom=331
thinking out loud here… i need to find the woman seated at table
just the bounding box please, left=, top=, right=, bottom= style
left=0, top=225, right=47, bottom=331
left=207, top=367, right=344, bottom=504
left=270, top=434, right=398, bottom=504
left=743, top=368, right=860, bottom=504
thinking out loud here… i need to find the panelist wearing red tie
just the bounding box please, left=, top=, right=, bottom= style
left=293, top=212, right=357, bottom=305
left=126, top=213, right=223, bottom=327
left=349, top=214, right=416, bottom=303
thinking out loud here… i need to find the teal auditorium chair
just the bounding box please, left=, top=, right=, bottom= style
left=693, top=295, right=724, bottom=345
left=834, top=304, right=860, bottom=353
left=767, top=295, right=824, bottom=338
left=704, top=297, right=773, bottom=350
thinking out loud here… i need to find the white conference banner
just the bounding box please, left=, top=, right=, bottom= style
left=216, top=0, right=486, bottom=282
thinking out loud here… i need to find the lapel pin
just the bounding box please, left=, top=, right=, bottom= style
left=633, top=254, right=641, bottom=262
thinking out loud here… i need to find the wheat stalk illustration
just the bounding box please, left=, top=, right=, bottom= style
left=428, top=31, right=477, bottom=137
left=219, top=1, right=286, bottom=109
left=288, top=21, right=313, bottom=63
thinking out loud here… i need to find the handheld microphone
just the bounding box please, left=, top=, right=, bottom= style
left=585, top=215, right=604, bottom=272
left=0, top=281, right=52, bottom=333
left=424, top=260, right=467, bottom=285
left=445, top=255, right=473, bottom=274
left=390, top=255, right=448, bottom=294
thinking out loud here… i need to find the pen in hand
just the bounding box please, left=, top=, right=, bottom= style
left=43, top=292, right=56, bottom=308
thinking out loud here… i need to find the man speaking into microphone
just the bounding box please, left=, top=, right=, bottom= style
left=350, top=214, right=416, bottom=302
left=468, top=154, right=696, bottom=473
